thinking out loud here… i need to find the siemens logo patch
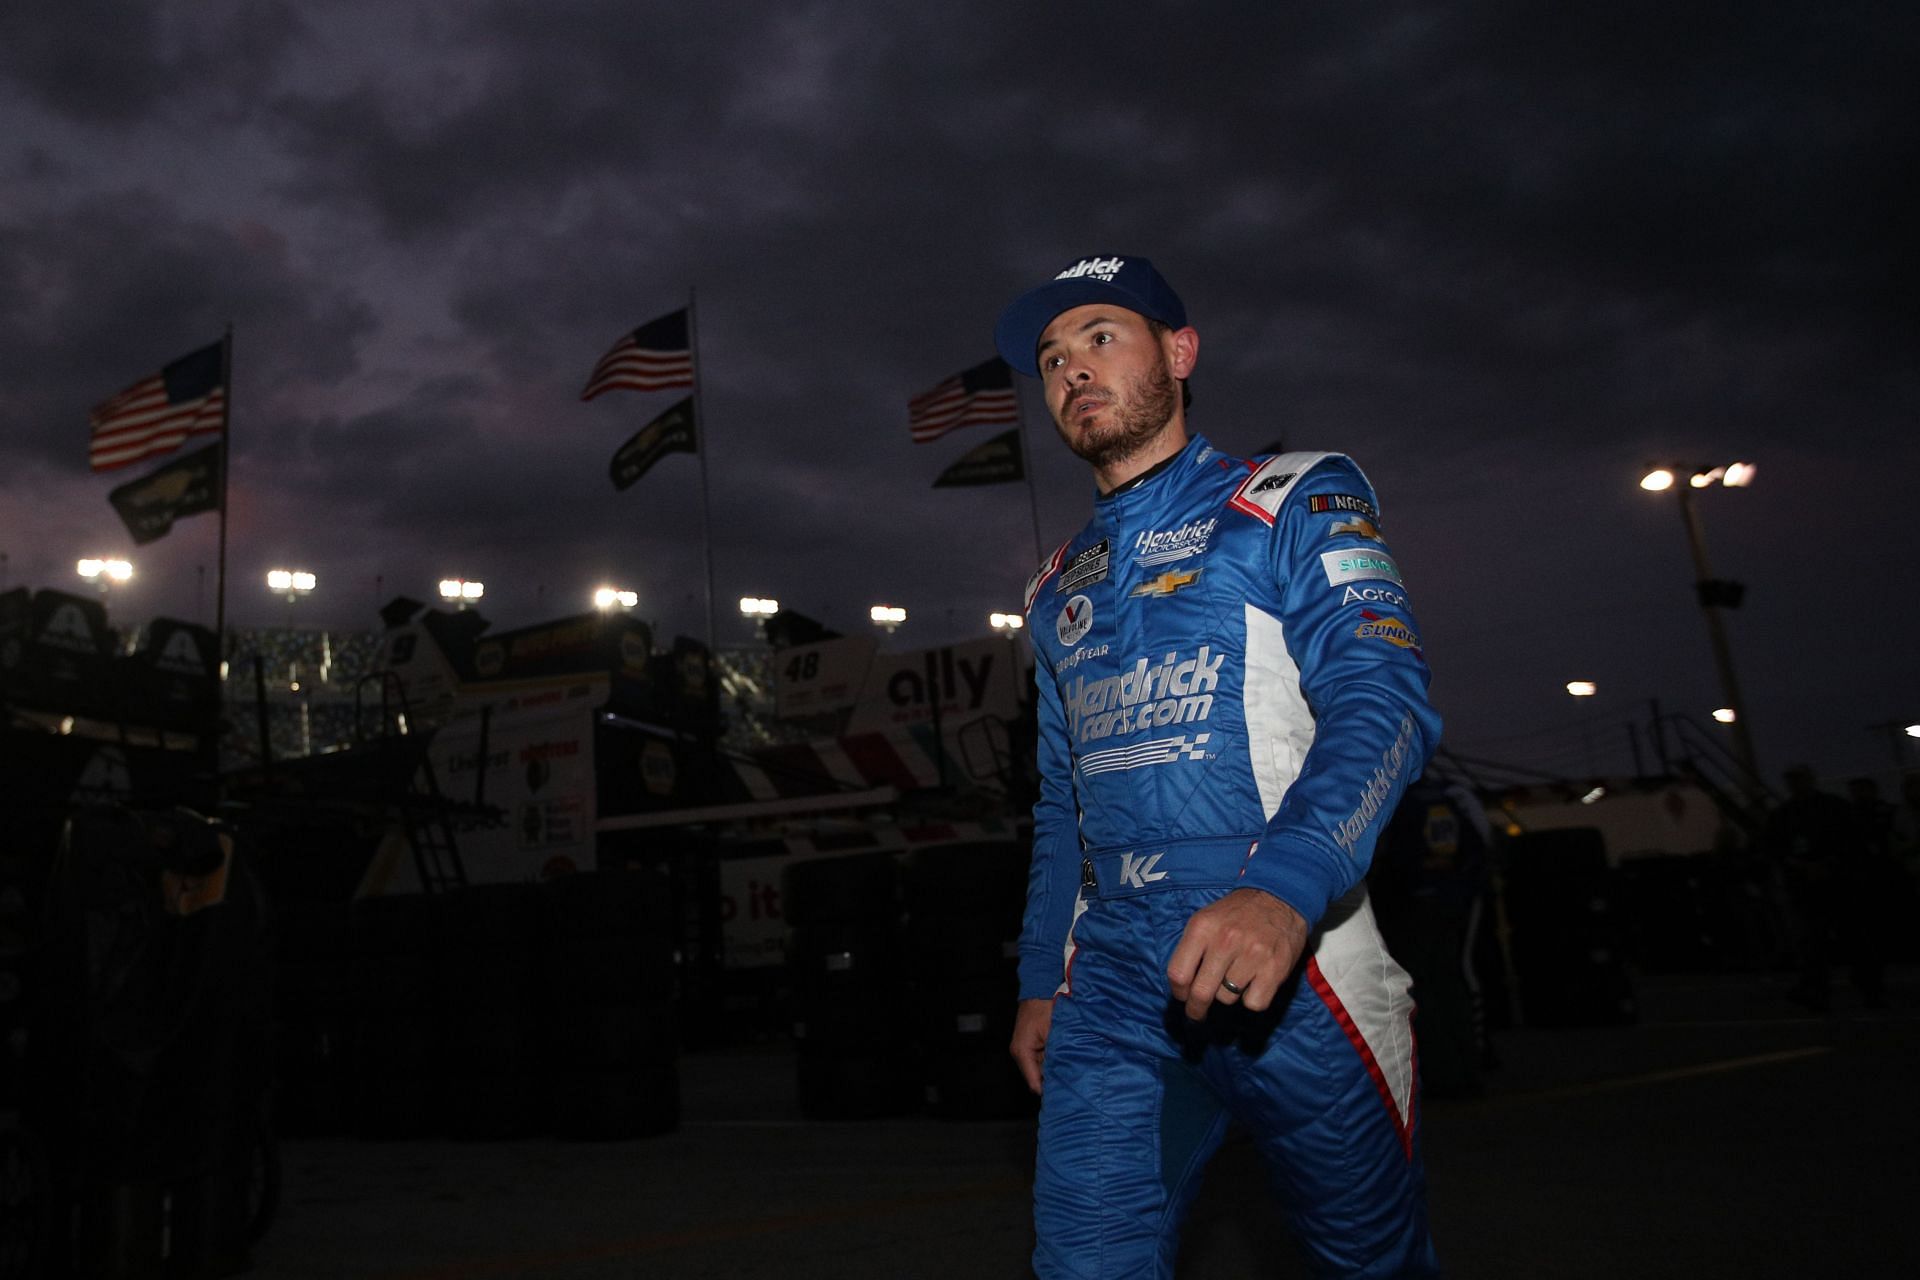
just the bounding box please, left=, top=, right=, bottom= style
left=1063, top=646, right=1223, bottom=743
left=1320, top=548, right=1404, bottom=588
left=1332, top=714, right=1417, bottom=858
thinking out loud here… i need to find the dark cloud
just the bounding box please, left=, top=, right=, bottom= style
left=0, top=196, right=375, bottom=476
left=0, top=0, right=305, bottom=126
left=2, top=0, right=1915, bottom=777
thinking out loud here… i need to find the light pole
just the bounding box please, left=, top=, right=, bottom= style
left=739, top=595, right=779, bottom=636
left=1640, top=462, right=1761, bottom=787
left=594, top=586, right=638, bottom=612
left=439, top=578, right=485, bottom=610
left=77, top=557, right=133, bottom=599
left=266, top=568, right=316, bottom=629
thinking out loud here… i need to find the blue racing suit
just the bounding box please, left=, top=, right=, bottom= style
left=1020, top=434, right=1443, bottom=1278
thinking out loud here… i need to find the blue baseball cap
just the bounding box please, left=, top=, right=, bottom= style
left=994, top=254, right=1188, bottom=377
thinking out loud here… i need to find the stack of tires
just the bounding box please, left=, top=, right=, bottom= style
left=438, top=885, right=547, bottom=1140
left=344, top=894, right=443, bottom=1138
left=268, top=900, right=352, bottom=1138
left=1501, top=827, right=1636, bottom=1027
left=36, top=806, right=274, bottom=1279
left=541, top=868, right=681, bottom=1140
left=902, top=842, right=1033, bottom=1121
left=785, top=853, right=917, bottom=1119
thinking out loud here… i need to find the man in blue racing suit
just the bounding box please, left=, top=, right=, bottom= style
left=998, top=254, right=1444, bottom=1278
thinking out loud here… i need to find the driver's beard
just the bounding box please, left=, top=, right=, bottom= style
left=1056, top=357, right=1181, bottom=471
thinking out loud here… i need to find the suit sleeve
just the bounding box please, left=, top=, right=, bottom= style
left=1236, top=457, right=1443, bottom=929
left=1017, top=647, right=1082, bottom=999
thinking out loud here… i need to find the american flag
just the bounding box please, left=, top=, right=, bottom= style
left=581, top=309, right=695, bottom=400
left=88, top=340, right=226, bottom=472
left=908, top=357, right=1019, bottom=443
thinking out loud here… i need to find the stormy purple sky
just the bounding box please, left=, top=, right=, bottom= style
left=2, top=2, right=1914, bottom=782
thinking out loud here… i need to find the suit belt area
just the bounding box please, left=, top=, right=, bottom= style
left=1081, top=834, right=1262, bottom=900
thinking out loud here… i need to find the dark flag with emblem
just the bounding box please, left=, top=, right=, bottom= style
left=609, top=397, right=697, bottom=490
left=581, top=309, right=695, bottom=400
left=932, top=428, right=1024, bottom=488
left=89, top=340, right=226, bottom=471
left=908, top=357, right=1019, bottom=444
left=107, top=443, right=224, bottom=544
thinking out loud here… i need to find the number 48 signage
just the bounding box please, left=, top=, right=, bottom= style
left=772, top=635, right=879, bottom=720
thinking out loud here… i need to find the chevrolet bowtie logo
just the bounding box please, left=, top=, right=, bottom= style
left=1130, top=568, right=1202, bottom=598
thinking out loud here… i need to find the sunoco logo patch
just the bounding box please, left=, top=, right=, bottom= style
left=1057, top=595, right=1094, bottom=646
left=1354, top=612, right=1421, bottom=651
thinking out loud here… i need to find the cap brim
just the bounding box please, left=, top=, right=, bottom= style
left=994, top=279, right=1166, bottom=377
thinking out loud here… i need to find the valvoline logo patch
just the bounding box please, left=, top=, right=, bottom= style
left=1057, top=594, right=1093, bottom=646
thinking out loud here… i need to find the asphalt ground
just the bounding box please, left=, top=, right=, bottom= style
left=251, top=968, right=1920, bottom=1278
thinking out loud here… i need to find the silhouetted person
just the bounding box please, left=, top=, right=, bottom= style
left=1764, top=766, right=1885, bottom=1010
left=1373, top=773, right=1491, bottom=1097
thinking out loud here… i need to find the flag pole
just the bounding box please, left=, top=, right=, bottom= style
left=688, top=289, right=717, bottom=653
left=1012, top=379, right=1046, bottom=566
left=215, top=322, right=233, bottom=655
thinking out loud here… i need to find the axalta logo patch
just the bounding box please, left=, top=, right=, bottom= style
left=1055, top=256, right=1125, bottom=282
left=1321, top=549, right=1404, bottom=588
left=1355, top=612, right=1421, bottom=651
left=1329, top=516, right=1385, bottom=542
left=1064, top=647, right=1222, bottom=743
left=1057, top=594, right=1094, bottom=646
left=1130, top=568, right=1201, bottom=598
left=1342, top=584, right=1409, bottom=610
left=1134, top=517, right=1215, bottom=567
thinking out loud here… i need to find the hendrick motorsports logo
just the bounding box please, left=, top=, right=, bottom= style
left=1332, top=714, right=1417, bottom=857
left=1134, top=517, right=1216, bottom=567
left=1063, top=646, right=1222, bottom=743
left=1057, top=594, right=1094, bottom=646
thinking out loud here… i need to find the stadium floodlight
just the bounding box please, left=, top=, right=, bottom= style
left=1566, top=681, right=1597, bottom=698
left=990, top=612, right=1025, bottom=633
left=1640, top=460, right=1760, bottom=788
left=439, top=578, right=485, bottom=607
left=267, top=569, right=316, bottom=598
left=739, top=596, right=780, bottom=617
left=594, top=586, right=638, bottom=611
left=869, top=604, right=907, bottom=633
left=1904, top=724, right=1920, bottom=740
left=77, top=558, right=133, bottom=592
